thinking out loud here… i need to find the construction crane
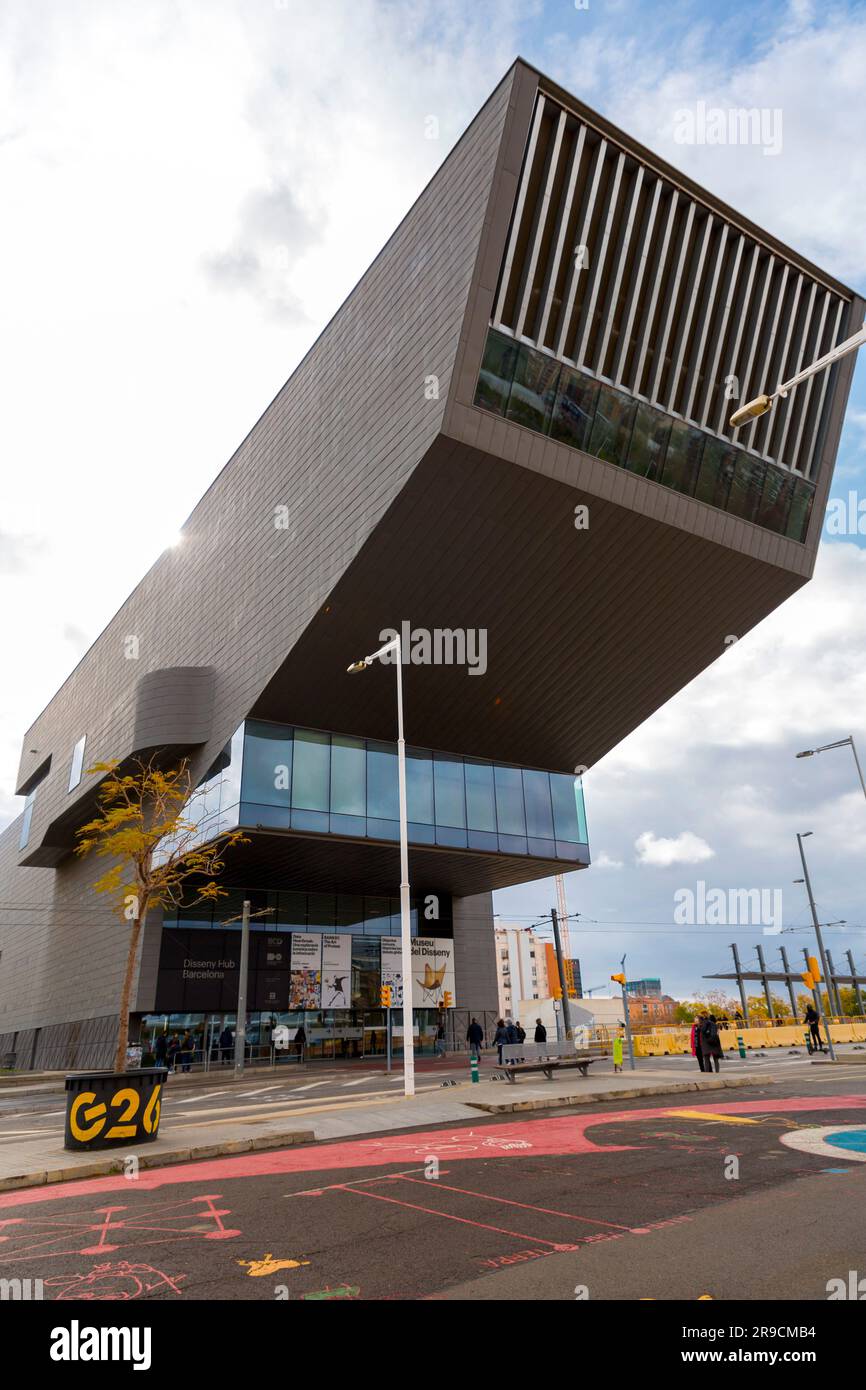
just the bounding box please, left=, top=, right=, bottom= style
left=555, top=874, right=576, bottom=997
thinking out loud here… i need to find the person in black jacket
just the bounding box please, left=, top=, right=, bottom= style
left=700, top=1014, right=723, bottom=1073
left=153, top=1031, right=168, bottom=1067
left=534, top=1019, right=547, bottom=1043
left=804, top=1003, right=824, bottom=1053
left=493, top=1019, right=509, bottom=1064
left=466, top=1018, right=484, bottom=1058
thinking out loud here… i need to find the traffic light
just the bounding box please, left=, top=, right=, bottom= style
left=808, top=956, right=822, bottom=982
left=442, top=991, right=453, bottom=1009
left=380, top=984, right=392, bottom=1007
left=611, top=973, right=626, bottom=986
left=801, top=971, right=815, bottom=990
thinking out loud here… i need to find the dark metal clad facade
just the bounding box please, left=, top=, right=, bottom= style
left=490, top=91, right=853, bottom=481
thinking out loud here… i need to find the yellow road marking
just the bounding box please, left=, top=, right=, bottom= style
left=665, top=1109, right=759, bottom=1125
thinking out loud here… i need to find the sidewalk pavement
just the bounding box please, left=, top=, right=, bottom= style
left=0, top=1064, right=775, bottom=1192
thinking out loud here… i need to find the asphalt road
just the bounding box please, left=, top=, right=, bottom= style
left=0, top=1057, right=470, bottom=1138
left=1, top=1071, right=865, bottom=1302
left=2, top=1045, right=863, bottom=1138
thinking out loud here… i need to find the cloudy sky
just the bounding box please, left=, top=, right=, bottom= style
left=1, top=0, right=865, bottom=1001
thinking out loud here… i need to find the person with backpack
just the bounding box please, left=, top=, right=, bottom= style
left=493, top=1018, right=509, bottom=1065
left=700, top=1013, right=723, bottom=1073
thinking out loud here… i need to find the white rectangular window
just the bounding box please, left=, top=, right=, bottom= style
left=68, top=735, right=87, bottom=792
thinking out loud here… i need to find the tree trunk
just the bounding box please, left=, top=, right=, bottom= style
left=114, top=913, right=145, bottom=1073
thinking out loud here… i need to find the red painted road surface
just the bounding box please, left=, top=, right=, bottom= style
left=2, top=1093, right=864, bottom=1210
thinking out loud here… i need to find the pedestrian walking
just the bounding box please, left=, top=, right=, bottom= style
left=466, top=1017, right=484, bottom=1058
left=690, top=1017, right=706, bottom=1072
left=167, top=1033, right=180, bottom=1072
left=218, top=1024, right=233, bottom=1065
left=613, top=1029, right=624, bottom=1073
left=180, top=1030, right=194, bottom=1073
left=533, top=1019, right=547, bottom=1043
left=804, top=1003, right=824, bottom=1053
left=494, top=1018, right=509, bottom=1065
left=153, top=1031, right=168, bottom=1068
left=434, top=1021, right=446, bottom=1058
left=700, top=1013, right=723, bottom=1073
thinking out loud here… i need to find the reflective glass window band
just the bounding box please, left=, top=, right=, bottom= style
left=473, top=329, right=815, bottom=542
left=235, top=720, right=587, bottom=863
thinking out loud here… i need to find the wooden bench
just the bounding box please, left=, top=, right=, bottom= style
left=497, top=1040, right=610, bottom=1083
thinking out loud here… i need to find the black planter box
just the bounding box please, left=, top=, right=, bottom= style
left=64, top=1068, right=168, bottom=1151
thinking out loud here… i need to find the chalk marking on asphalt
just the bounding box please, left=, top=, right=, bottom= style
left=665, top=1109, right=760, bottom=1125
left=337, top=1183, right=578, bottom=1249
left=396, top=1175, right=648, bottom=1233
left=283, top=1167, right=431, bottom=1198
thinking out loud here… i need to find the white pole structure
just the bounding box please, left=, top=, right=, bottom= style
left=729, top=319, right=866, bottom=428
left=795, top=832, right=837, bottom=1062
left=796, top=735, right=866, bottom=804
left=348, top=636, right=415, bottom=1098
left=233, top=899, right=251, bottom=1078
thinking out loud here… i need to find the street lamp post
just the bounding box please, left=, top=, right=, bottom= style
left=796, top=736, right=866, bottom=804
left=795, top=832, right=837, bottom=1061
left=729, top=320, right=866, bottom=428
left=348, top=636, right=415, bottom=1098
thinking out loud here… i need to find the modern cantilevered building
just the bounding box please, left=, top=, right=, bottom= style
left=0, top=60, right=862, bottom=1069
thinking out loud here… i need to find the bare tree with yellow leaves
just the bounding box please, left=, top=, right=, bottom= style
left=75, top=756, right=248, bottom=1073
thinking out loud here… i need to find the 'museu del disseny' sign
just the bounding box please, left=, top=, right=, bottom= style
left=380, top=937, right=455, bottom=1007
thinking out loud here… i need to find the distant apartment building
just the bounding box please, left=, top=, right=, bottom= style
left=626, top=978, right=662, bottom=998
left=495, top=924, right=550, bottom=1017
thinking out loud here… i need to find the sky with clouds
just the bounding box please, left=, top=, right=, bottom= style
left=1, top=0, right=865, bottom=1003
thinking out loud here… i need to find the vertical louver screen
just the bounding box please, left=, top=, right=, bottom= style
left=491, top=92, right=852, bottom=481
